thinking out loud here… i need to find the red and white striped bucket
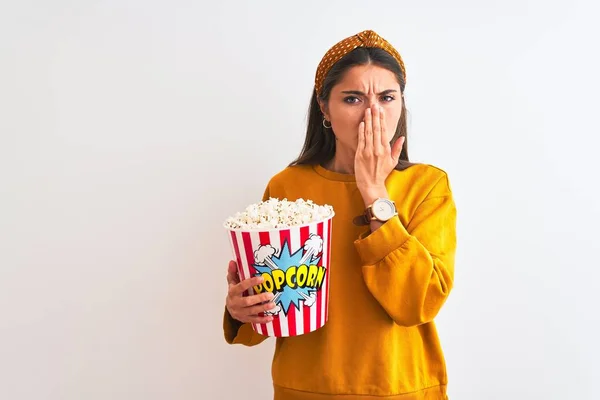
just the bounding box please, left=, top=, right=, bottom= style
left=225, top=216, right=334, bottom=337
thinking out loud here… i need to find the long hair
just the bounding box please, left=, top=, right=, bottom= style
left=289, top=47, right=415, bottom=171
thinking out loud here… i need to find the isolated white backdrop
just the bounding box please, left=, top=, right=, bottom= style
left=1, top=1, right=599, bottom=399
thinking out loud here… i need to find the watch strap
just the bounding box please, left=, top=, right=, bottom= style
left=353, top=214, right=369, bottom=226
left=353, top=199, right=397, bottom=226
left=353, top=205, right=375, bottom=226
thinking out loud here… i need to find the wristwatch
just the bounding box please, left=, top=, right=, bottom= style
left=353, top=198, right=398, bottom=226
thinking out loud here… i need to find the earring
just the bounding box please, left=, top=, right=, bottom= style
left=322, top=119, right=332, bottom=129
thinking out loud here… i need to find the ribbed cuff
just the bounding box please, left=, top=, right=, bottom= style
left=223, top=307, right=243, bottom=344
left=353, top=216, right=411, bottom=265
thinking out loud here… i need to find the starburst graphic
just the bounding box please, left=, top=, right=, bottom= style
left=253, top=240, right=322, bottom=316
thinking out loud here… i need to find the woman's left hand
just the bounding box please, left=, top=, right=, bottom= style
left=355, top=104, right=405, bottom=201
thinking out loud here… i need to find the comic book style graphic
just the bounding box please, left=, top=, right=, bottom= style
left=227, top=219, right=333, bottom=337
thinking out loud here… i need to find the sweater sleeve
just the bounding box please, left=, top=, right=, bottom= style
left=353, top=174, right=457, bottom=327
left=223, top=307, right=269, bottom=346
left=222, top=184, right=272, bottom=346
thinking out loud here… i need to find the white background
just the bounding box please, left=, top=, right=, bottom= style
left=1, top=1, right=599, bottom=399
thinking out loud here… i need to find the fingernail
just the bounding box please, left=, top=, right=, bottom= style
left=267, top=292, right=275, bottom=299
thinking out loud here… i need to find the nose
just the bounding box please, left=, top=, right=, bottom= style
left=365, top=95, right=376, bottom=107
left=364, top=95, right=382, bottom=111
left=363, top=96, right=381, bottom=111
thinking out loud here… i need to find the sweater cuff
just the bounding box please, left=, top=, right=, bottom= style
left=223, top=307, right=244, bottom=344
left=353, top=216, right=411, bottom=265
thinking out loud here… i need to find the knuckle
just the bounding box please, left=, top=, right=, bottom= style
left=259, top=294, right=270, bottom=303
left=262, top=293, right=273, bottom=302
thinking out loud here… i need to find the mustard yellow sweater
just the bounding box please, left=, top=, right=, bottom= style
left=224, top=163, right=457, bottom=400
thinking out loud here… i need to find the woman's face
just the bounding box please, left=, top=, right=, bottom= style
left=320, top=64, right=403, bottom=152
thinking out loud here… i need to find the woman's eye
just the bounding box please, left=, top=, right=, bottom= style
left=381, top=95, right=395, bottom=102
left=343, top=96, right=360, bottom=104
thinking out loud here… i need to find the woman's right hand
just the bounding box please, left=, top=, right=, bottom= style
left=226, top=260, right=275, bottom=324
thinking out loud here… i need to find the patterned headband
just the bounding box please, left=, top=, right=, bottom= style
left=314, top=30, right=407, bottom=97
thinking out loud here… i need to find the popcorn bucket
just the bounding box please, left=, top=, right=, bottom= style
left=225, top=215, right=334, bottom=337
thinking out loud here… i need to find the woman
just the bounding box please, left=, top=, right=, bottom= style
left=224, top=30, right=457, bottom=400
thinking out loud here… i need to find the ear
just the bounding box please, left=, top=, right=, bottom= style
left=318, top=99, right=330, bottom=121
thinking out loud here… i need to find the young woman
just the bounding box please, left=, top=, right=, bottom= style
left=224, top=30, right=457, bottom=400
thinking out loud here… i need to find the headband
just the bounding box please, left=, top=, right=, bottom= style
left=314, top=30, right=407, bottom=97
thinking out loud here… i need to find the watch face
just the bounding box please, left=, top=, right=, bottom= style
left=372, top=198, right=396, bottom=221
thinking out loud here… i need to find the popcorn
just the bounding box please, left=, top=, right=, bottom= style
left=224, top=198, right=334, bottom=230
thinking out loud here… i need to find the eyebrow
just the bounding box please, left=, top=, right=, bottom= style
left=340, top=89, right=398, bottom=96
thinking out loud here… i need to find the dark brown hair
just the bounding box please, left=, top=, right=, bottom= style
left=289, top=47, right=416, bottom=171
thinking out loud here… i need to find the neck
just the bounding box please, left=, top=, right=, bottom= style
left=323, top=144, right=355, bottom=175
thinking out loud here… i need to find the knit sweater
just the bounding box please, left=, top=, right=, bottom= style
left=224, top=163, right=457, bottom=399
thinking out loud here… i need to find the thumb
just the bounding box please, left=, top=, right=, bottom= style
left=391, top=136, right=405, bottom=162
left=227, top=260, right=240, bottom=284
